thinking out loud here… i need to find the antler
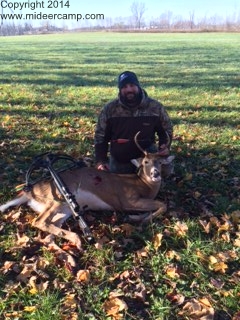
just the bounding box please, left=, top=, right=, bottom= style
left=135, top=131, right=171, bottom=155
left=134, top=131, right=147, bottom=155
left=165, top=131, right=171, bottom=148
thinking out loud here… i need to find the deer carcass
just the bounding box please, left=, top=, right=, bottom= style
left=0, top=134, right=174, bottom=265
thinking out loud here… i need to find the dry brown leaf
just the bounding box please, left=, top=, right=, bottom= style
left=119, top=270, right=131, bottom=280
left=196, top=249, right=208, bottom=264
left=231, top=210, right=240, bottom=225
left=194, top=191, right=202, bottom=199
left=121, top=223, right=135, bottom=236
left=233, top=232, right=240, bottom=247
left=165, top=265, right=180, bottom=279
left=136, top=247, right=149, bottom=259
left=210, top=277, right=224, bottom=289
left=185, top=172, right=193, bottom=181
left=134, top=282, right=147, bottom=302
left=217, top=250, right=237, bottom=261
left=174, top=221, right=188, bottom=237
left=221, top=232, right=231, bottom=242
left=210, top=261, right=228, bottom=274
left=1, top=261, right=16, bottom=274
left=234, top=238, right=240, bottom=247
left=178, top=297, right=214, bottom=319
left=16, top=233, right=30, bottom=246
left=209, top=216, right=221, bottom=227
left=4, top=311, right=23, bottom=318
left=24, top=306, right=37, bottom=312
left=4, top=210, right=21, bottom=222
left=28, top=275, right=49, bottom=293
left=217, top=221, right=232, bottom=233
left=199, top=220, right=211, bottom=233
left=103, top=297, right=128, bottom=319
left=76, top=269, right=90, bottom=283
left=233, top=311, right=240, bottom=320
left=153, top=233, right=163, bottom=250
left=16, top=264, right=34, bottom=283
left=166, top=290, right=185, bottom=305
left=229, top=271, right=240, bottom=284
left=198, top=297, right=212, bottom=308
left=63, top=293, right=78, bottom=309
left=165, top=250, right=181, bottom=261
left=209, top=255, right=218, bottom=265
left=109, top=291, right=125, bottom=299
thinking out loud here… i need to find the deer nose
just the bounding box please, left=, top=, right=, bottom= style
left=151, top=168, right=160, bottom=179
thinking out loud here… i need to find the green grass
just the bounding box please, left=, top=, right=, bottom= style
left=0, top=32, right=239, bottom=319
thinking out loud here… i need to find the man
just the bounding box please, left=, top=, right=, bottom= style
left=94, top=71, right=173, bottom=175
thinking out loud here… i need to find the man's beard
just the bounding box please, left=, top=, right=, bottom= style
left=120, top=90, right=142, bottom=106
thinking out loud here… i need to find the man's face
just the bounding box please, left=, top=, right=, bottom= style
left=120, top=83, right=139, bottom=103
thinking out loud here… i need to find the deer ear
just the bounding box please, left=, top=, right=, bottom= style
left=161, top=155, right=175, bottom=164
left=131, top=158, right=142, bottom=168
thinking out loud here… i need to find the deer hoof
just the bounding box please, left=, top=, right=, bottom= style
left=127, top=212, right=151, bottom=223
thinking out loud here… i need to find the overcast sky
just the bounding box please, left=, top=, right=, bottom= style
left=1, top=0, right=239, bottom=27
left=72, top=0, right=238, bottom=20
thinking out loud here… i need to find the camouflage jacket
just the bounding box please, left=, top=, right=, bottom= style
left=94, top=89, right=173, bottom=164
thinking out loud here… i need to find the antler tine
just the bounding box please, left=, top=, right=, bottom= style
left=134, top=131, right=147, bottom=155
left=159, top=131, right=171, bottom=150
left=165, top=131, right=171, bottom=148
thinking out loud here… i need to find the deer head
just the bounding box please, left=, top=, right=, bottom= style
left=131, top=131, right=174, bottom=184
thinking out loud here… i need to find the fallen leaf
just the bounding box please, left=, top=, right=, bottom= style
left=185, top=173, right=193, bottom=181
left=210, top=261, right=228, bottom=274
left=16, top=264, right=34, bottom=283
left=153, top=233, right=163, bottom=250
left=76, top=269, right=90, bottom=283
left=210, top=277, right=224, bottom=289
left=103, top=297, right=128, bottom=319
left=233, top=311, right=240, bottom=320
left=24, top=306, right=37, bottom=312
left=63, top=293, right=78, bottom=309
left=174, top=221, right=188, bottom=237
left=121, top=223, right=135, bottom=236
left=165, top=265, right=180, bottom=279
left=178, top=297, right=214, bottom=319
left=217, top=221, right=232, bottom=233
left=136, top=247, right=149, bottom=259
left=166, top=290, right=185, bottom=305
left=199, top=297, right=212, bottom=308
left=231, top=210, right=240, bottom=225
left=199, top=220, right=211, bottom=233
left=16, top=233, right=30, bottom=246
left=165, top=250, right=181, bottom=261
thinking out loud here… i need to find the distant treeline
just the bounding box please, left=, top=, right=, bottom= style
left=1, top=19, right=240, bottom=36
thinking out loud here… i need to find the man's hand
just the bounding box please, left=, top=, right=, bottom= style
left=96, top=163, right=110, bottom=171
left=158, top=144, right=170, bottom=156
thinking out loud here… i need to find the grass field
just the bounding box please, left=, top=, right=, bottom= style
left=0, top=32, right=239, bottom=319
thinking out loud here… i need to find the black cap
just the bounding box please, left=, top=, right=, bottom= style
left=118, top=71, right=140, bottom=89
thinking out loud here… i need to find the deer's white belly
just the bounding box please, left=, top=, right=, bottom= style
left=76, top=189, right=113, bottom=211
left=28, top=198, right=48, bottom=213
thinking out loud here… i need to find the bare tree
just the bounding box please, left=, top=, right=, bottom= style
left=131, top=1, right=147, bottom=29
left=189, top=10, right=195, bottom=30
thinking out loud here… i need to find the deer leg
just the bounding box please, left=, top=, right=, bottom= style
left=141, top=205, right=166, bottom=224
left=32, top=205, right=82, bottom=250
left=127, top=199, right=166, bottom=223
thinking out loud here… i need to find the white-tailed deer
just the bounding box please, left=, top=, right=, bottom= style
left=0, top=133, right=174, bottom=265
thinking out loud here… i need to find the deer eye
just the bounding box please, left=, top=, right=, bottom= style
left=144, top=160, right=149, bottom=164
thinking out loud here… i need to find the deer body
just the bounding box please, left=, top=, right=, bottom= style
left=0, top=164, right=166, bottom=213
left=0, top=133, right=174, bottom=265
